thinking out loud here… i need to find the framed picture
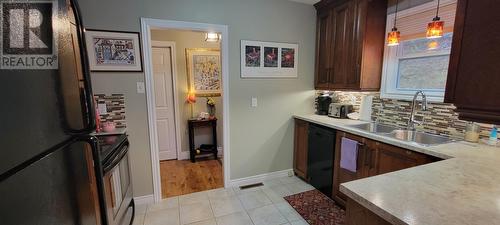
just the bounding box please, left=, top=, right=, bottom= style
left=241, top=40, right=298, bottom=78
left=85, top=29, right=143, bottom=72
left=186, top=48, right=221, bottom=97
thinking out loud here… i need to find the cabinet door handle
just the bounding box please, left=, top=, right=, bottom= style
left=356, top=143, right=369, bottom=167
left=363, top=147, right=370, bottom=167
left=369, top=149, right=375, bottom=170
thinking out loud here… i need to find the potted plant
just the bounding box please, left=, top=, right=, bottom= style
left=207, top=97, right=216, bottom=120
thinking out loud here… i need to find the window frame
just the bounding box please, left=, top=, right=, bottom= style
left=380, top=0, right=456, bottom=102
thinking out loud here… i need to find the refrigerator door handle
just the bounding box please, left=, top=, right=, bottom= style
left=71, top=0, right=96, bottom=133
left=78, top=135, right=109, bottom=225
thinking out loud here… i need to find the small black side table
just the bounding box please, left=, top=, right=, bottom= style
left=188, top=118, right=217, bottom=163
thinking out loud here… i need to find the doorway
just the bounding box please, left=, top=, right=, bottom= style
left=141, top=19, right=230, bottom=202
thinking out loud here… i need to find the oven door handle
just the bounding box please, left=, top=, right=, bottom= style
left=129, top=199, right=136, bottom=225
left=103, top=143, right=129, bottom=173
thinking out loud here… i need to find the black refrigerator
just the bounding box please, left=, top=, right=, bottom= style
left=0, top=0, right=107, bottom=224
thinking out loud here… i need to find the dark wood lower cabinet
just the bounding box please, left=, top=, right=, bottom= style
left=346, top=197, right=391, bottom=225
left=333, top=131, right=439, bottom=206
left=332, top=132, right=368, bottom=206
left=371, top=142, right=438, bottom=176
left=293, top=121, right=440, bottom=212
left=293, top=119, right=309, bottom=180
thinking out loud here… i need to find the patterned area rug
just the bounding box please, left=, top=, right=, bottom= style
left=284, top=189, right=345, bottom=225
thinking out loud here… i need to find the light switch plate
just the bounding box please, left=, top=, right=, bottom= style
left=251, top=97, right=258, bottom=107
left=136, top=82, right=145, bottom=93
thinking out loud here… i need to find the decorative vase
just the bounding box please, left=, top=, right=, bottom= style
left=208, top=105, right=215, bottom=117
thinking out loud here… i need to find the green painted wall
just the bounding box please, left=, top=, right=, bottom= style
left=81, top=0, right=316, bottom=197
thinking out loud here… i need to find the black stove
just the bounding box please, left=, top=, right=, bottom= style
left=94, top=133, right=133, bottom=225
left=96, top=134, right=128, bottom=171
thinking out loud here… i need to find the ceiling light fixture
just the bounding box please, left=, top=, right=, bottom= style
left=387, top=0, right=401, bottom=46
left=205, top=32, right=221, bottom=42
left=426, top=0, right=444, bottom=39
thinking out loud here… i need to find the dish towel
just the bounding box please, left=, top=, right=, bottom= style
left=340, top=137, right=359, bottom=173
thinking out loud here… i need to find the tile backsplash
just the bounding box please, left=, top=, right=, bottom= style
left=319, top=91, right=495, bottom=139
left=94, top=94, right=126, bottom=128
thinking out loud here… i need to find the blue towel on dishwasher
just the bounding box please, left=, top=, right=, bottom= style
left=340, top=137, right=359, bottom=173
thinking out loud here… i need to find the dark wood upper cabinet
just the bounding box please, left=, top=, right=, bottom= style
left=445, top=0, right=500, bottom=124
left=315, top=10, right=332, bottom=90
left=329, top=0, right=356, bottom=90
left=314, top=0, right=387, bottom=91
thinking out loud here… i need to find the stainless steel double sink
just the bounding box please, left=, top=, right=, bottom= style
left=347, top=122, right=455, bottom=146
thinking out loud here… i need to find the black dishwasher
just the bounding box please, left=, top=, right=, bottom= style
left=307, top=124, right=335, bottom=197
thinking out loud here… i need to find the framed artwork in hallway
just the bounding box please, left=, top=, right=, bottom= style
left=186, top=48, right=222, bottom=97
left=240, top=40, right=298, bottom=78
left=85, top=29, right=143, bottom=72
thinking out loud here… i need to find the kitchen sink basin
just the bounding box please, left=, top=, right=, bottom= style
left=348, top=122, right=399, bottom=134
left=347, top=122, right=455, bottom=146
left=385, top=130, right=455, bottom=146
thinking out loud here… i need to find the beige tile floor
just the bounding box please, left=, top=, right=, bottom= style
left=134, top=176, right=315, bottom=225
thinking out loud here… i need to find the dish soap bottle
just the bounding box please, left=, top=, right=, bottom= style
left=488, top=125, right=498, bottom=146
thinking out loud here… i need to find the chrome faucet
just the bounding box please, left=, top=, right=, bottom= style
left=407, top=91, right=428, bottom=130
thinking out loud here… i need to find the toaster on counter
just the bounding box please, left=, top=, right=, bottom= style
left=328, top=103, right=353, bottom=119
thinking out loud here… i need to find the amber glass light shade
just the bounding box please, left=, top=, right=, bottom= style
left=187, top=91, right=196, bottom=103
left=427, top=40, right=439, bottom=50
left=387, top=28, right=401, bottom=46
left=426, top=19, right=444, bottom=39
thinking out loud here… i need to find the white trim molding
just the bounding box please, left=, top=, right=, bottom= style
left=229, top=169, right=294, bottom=188
left=134, top=195, right=155, bottom=205
left=141, top=18, right=230, bottom=203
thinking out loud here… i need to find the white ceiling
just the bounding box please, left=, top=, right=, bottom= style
left=288, top=0, right=321, bottom=5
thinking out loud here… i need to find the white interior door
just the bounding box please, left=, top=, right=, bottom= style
left=152, top=47, right=177, bottom=160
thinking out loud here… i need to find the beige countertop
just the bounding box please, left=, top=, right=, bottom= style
left=294, top=114, right=500, bottom=225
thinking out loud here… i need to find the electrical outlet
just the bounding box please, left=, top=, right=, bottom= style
left=136, top=82, right=145, bottom=93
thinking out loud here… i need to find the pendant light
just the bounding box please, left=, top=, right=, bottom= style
left=387, top=0, right=401, bottom=46
left=426, top=0, right=444, bottom=39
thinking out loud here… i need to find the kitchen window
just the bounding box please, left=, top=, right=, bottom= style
left=381, top=0, right=457, bottom=102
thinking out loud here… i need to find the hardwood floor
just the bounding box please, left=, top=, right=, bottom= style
left=160, top=158, right=223, bottom=198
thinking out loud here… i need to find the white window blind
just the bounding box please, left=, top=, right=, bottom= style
left=396, top=2, right=457, bottom=40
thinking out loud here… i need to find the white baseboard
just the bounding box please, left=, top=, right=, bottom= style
left=159, top=151, right=175, bottom=161
left=229, top=169, right=294, bottom=188
left=178, top=151, right=190, bottom=160
left=134, top=194, right=155, bottom=205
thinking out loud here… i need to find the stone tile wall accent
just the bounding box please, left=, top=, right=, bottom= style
left=94, top=94, right=126, bottom=128
left=317, top=91, right=495, bottom=139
